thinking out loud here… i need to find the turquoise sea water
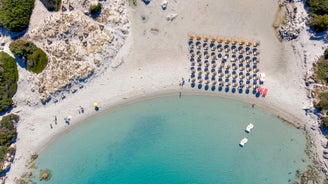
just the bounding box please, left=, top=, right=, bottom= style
left=33, top=96, right=309, bottom=184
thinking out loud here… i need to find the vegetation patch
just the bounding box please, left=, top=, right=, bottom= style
left=90, top=3, right=102, bottom=17
left=40, top=0, right=61, bottom=12
left=0, top=52, right=19, bottom=112
left=9, top=39, right=48, bottom=74
left=306, top=0, right=328, bottom=33
left=313, top=48, right=328, bottom=84
left=0, top=0, right=35, bottom=32
left=0, top=114, right=19, bottom=173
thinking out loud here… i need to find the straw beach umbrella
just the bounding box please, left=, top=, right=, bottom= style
left=218, top=36, right=224, bottom=43
left=196, top=34, right=202, bottom=40
left=211, top=36, right=217, bottom=42
left=204, top=36, right=209, bottom=42
left=247, top=40, right=253, bottom=46
left=233, top=38, right=238, bottom=45
left=226, top=37, right=231, bottom=43
left=240, top=40, right=246, bottom=45
left=189, top=33, right=195, bottom=40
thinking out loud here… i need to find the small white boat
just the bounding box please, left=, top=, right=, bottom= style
left=239, top=138, right=248, bottom=147
left=245, top=123, right=254, bottom=133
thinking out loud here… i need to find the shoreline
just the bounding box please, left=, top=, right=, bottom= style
left=2, top=0, right=328, bottom=183
left=36, top=88, right=305, bottom=155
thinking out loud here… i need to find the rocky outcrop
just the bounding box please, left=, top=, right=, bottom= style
left=277, top=0, right=302, bottom=41
left=27, top=0, right=129, bottom=102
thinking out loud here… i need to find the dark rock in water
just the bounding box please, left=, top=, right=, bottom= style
left=82, top=41, right=87, bottom=47
left=99, top=24, right=104, bottom=31
left=69, top=4, right=74, bottom=11
left=83, top=32, right=89, bottom=38
left=62, top=5, right=67, bottom=12
left=47, top=39, right=52, bottom=45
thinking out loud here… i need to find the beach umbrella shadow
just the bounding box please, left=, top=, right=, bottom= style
left=211, top=86, right=216, bottom=91
left=252, top=89, right=257, bottom=94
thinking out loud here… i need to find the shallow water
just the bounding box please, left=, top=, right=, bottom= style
left=33, top=96, right=309, bottom=183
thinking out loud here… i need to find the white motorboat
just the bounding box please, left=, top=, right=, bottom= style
left=239, top=138, right=248, bottom=147
left=245, top=123, right=254, bottom=133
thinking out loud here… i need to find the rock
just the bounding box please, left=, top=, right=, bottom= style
left=69, top=4, right=74, bottom=11
left=9, top=143, right=16, bottom=149
left=166, top=13, right=178, bottom=21
left=2, top=161, right=11, bottom=171
left=62, top=5, right=67, bottom=12
left=161, top=0, right=168, bottom=10
left=27, top=0, right=129, bottom=100
left=39, top=170, right=51, bottom=181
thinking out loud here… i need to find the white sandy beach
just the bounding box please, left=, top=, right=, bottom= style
left=2, top=0, right=327, bottom=183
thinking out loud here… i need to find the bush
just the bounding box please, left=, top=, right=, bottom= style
left=322, top=117, right=328, bottom=127
left=9, top=40, right=48, bottom=74
left=314, top=55, right=328, bottom=83
left=40, top=0, right=61, bottom=12
left=0, top=114, right=19, bottom=173
left=0, top=114, right=19, bottom=130
left=90, top=3, right=102, bottom=16
left=308, top=14, right=328, bottom=33
left=27, top=48, right=48, bottom=74
left=306, top=0, right=328, bottom=16
left=9, top=40, right=37, bottom=59
left=0, top=0, right=35, bottom=32
left=306, top=0, right=328, bottom=33
left=0, top=52, right=18, bottom=112
left=315, top=92, right=328, bottom=111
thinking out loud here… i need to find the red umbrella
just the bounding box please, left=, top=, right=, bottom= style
left=258, top=87, right=263, bottom=93
left=262, top=88, right=268, bottom=97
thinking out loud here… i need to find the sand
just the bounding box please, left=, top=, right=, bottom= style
left=2, top=0, right=327, bottom=183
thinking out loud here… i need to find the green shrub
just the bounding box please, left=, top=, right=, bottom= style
left=322, top=117, right=328, bottom=127
left=308, top=14, right=328, bottom=33
left=0, top=0, right=35, bottom=32
left=0, top=114, right=19, bottom=130
left=306, top=0, right=328, bottom=33
left=27, top=48, right=48, bottom=74
left=314, top=55, right=328, bottom=83
left=9, top=40, right=37, bottom=59
left=0, top=114, right=19, bottom=172
left=0, top=52, right=18, bottom=112
left=306, top=0, right=328, bottom=16
left=9, top=40, right=48, bottom=74
left=315, top=92, right=328, bottom=111
left=90, top=3, right=102, bottom=16
left=40, top=0, right=61, bottom=12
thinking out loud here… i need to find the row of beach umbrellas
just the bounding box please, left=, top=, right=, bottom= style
left=188, top=34, right=260, bottom=47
